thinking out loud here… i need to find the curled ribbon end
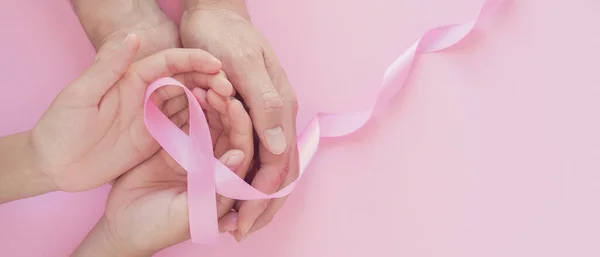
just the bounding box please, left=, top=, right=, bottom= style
left=143, top=0, right=507, bottom=245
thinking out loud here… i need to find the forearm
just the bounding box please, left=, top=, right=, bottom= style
left=0, top=132, right=56, bottom=204
left=70, top=0, right=164, bottom=49
left=72, top=217, right=152, bottom=257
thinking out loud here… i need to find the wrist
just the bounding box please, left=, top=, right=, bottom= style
left=71, top=0, right=169, bottom=50
left=72, top=217, right=153, bottom=257
left=183, top=0, right=251, bottom=21
left=0, top=131, right=56, bottom=204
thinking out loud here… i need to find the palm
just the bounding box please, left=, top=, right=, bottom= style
left=31, top=44, right=228, bottom=192
left=104, top=93, right=253, bottom=253
left=104, top=148, right=188, bottom=253
left=32, top=74, right=183, bottom=191
left=32, top=13, right=184, bottom=192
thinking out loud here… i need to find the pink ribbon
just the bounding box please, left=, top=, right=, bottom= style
left=143, top=0, right=506, bottom=244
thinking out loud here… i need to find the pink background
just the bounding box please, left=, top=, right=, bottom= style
left=1, top=0, right=600, bottom=256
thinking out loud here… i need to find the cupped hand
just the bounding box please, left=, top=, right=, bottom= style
left=31, top=34, right=231, bottom=192
left=180, top=6, right=300, bottom=240
left=98, top=89, right=254, bottom=255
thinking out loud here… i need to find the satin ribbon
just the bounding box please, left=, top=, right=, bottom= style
left=143, top=0, right=506, bottom=244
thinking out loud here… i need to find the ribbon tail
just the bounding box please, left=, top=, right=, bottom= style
left=143, top=0, right=509, bottom=245
left=188, top=86, right=220, bottom=244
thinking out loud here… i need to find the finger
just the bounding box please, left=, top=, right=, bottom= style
left=179, top=124, right=191, bottom=138
left=169, top=108, right=190, bottom=128
left=226, top=98, right=254, bottom=174
left=216, top=149, right=246, bottom=217
left=192, top=87, right=213, bottom=111
left=232, top=56, right=300, bottom=239
left=68, top=33, right=139, bottom=106
left=235, top=152, right=289, bottom=240
left=206, top=89, right=228, bottom=114
left=129, top=48, right=222, bottom=86
left=206, top=88, right=231, bottom=153
left=224, top=52, right=287, bottom=155
left=161, top=94, right=188, bottom=117
left=174, top=70, right=234, bottom=96
left=255, top=55, right=300, bottom=231
left=214, top=98, right=255, bottom=217
left=152, top=82, right=185, bottom=103
left=207, top=70, right=233, bottom=97
left=246, top=147, right=299, bottom=235
left=193, top=88, right=224, bottom=144
left=157, top=71, right=231, bottom=108
left=242, top=158, right=260, bottom=186
left=218, top=211, right=238, bottom=233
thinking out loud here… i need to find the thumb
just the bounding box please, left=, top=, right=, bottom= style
left=67, top=33, right=140, bottom=106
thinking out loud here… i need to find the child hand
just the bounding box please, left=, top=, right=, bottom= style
left=72, top=89, right=254, bottom=256
left=31, top=34, right=232, bottom=192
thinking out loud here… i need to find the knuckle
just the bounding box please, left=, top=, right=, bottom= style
left=106, top=66, right=124, bottom=80
left=257, top=90, right=284, bottom=111
left=171, top=111, right=188, bottom=127
left=164, top=52, right=179, bottom=74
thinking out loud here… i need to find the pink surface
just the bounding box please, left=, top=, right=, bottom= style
left=1, top=0, right=600, bottom=256
left=146, top=0, right=505, bottom=244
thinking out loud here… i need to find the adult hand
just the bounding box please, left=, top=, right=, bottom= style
left=72, top=90, right=254, bottom=257
left=31, top=35, right=230, bottom=192
left=180, top=1, right=300, bottom=241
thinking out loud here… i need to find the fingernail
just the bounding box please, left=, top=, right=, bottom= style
left=226, top=154, right=244, bottom=168
left=264, top=127, right=287, bottom=155
left=234, top=230, right=249, bottom=242
left=224, top=214, right=238, bottom=232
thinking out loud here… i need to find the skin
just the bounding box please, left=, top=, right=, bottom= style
left=0, top=35, right=254, bottom=256
left=71, top=0, right=301, bottom=243
left=180, top=0, right=300, bottom=241
left=75, top=89, right=253, bottom=256
left=0, top=0, right=299, bottom=254
left=0, top=34, right=229, bottom=202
